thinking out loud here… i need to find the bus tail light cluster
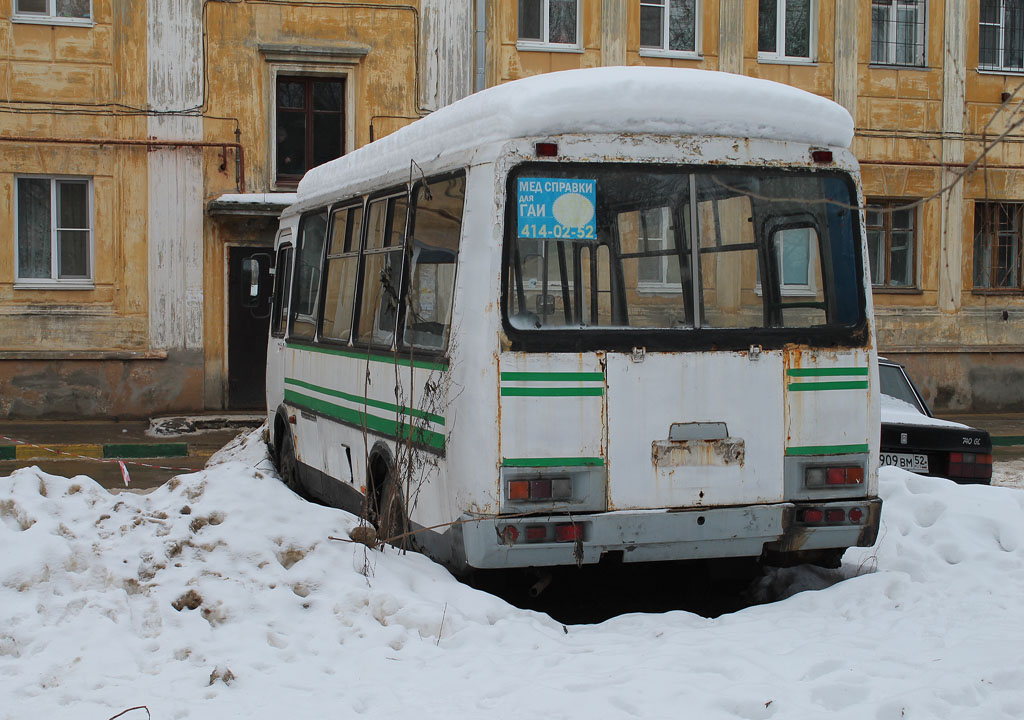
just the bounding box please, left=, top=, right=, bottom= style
left=500, top=522, right=585, bottom=545
left=798, top=506, right=866, bottom=525
left=804, top=465, right=864, bottom=488
left=507, top=477, right=573, bottom=501
left=948, top=452, right=993, bottom=480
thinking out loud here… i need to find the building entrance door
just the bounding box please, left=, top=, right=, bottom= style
left=228, top=245, right=272, bottom=409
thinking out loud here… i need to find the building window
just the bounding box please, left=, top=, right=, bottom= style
left=518, top=0, right=579, bottom=47
left=640, top=0, right=700, bottom=55
left=276, top=76, right=345, bottom=185
left=13, top=0, right=91, bottom=23
left=980, top=0, right=1024, bottom=72
left=776, top=228, right=817, bottom=294
left=637, top=207, right=685, bottom=289
left=974, top=202, right=1023, bottom=290
left=866, top=201, right=916, bottom=288
left=758, top=0, right=814, bottom=62
left=871, top=1, right=926, bottom=67
left=15, top=176, right=93, bottom=287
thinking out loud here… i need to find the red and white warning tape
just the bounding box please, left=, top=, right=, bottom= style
left=0, top=434, right=200, bottom=475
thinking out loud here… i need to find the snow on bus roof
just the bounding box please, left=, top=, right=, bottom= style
left=296, top=66, right=854, bottom=207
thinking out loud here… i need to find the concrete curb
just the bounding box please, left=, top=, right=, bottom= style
left=992, top=436, right=1024, bottom=447
left=0, top=442, right=189, bottom=461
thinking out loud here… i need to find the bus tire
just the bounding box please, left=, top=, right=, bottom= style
left=370, top=458, right=409, bottom=550
left=277, top=431, right=302, bottom=494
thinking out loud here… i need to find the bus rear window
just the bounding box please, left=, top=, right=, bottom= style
left=505, top=164, right=864, bottom=336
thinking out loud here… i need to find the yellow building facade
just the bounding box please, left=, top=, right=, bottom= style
left=487, top=0, right=1024, bottom=412
left=1, top=0, right=471, bottom=417
left=2, top=0, right=1022, bottom=417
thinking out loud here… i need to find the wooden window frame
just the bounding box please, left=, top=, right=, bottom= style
left=974, top=201, right=1024, bottom=292
left=866, top=199, right=919, bottom=291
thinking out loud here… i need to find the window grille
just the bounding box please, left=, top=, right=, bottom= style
left=975, top=203, right=1024, bottom=290
left=871, top=1, right=927, bottom=67
left=979, top=0, right=1024, bottom=71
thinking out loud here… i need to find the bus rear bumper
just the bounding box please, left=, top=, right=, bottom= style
left=460, top=499, right=882, bottom=569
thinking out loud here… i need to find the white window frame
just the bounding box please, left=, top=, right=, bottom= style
left=517, top=0, right=583, bottom=52
left=14, top=175, right=95, bottom=290
left=870, top=0, right=927, bottom=67
left=758, top=0, right=817, bottom=64
left=754, top=227, right=820, bottom=297
left=775, top=227, right=818, bottom=296
left=639, top=0, right=702, bottom=59
left=636, top=207, right=686, bottom=292
left=12, top=0, right=94, bottom=27
left=979, top=0, right=1024, bottom=73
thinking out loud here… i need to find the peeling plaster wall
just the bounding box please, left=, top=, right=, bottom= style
left=0, top=351, right=204, bottom=419
left=147, top=0, right=204, bottom=351
left=421, top=0, right=474, bottom=110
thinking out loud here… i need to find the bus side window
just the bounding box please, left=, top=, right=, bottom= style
left=321, top=204, right=363, bottom=343
left=356, top=193, right=408, bottom=347
left=291, top=210, right=329, bottom=340
left=403, top=173, right=465, bottom=351
left=271, top=244, right=293, bottom=338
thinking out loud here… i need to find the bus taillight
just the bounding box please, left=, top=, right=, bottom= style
left=805, top=465, right=864, bottom=488
left=555, top=524, right=583, bottom=542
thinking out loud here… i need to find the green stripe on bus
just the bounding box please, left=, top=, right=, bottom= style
left=500, top=387, right=605, bottom=397
left=786, top=367, right=869, bottom=377
left=788, top=381, right=869, bottom=392
left=785, top=444, right=870, bottom=456
left=0, top=446, right=16, bottom=460
left=284, top=390, right=445, bottom=450
left=500, top=371, right=605, bottom=382
left=286, top=342, right=449, bottom=371
left=501, top=457, right=605, bottom=467
left=284, top=377, right=444, bottom=426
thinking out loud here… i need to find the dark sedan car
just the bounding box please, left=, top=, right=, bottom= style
left=879, top=358, right=993, bottom=484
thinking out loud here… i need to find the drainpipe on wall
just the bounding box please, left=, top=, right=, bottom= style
left=475, top=0, right=487, bottom=92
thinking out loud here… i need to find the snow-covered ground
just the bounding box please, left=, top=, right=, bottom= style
left=2, top=430, right=1023, bottom=720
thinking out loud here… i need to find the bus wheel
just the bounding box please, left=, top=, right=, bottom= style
left=372, top=466, right=409, bottom=551
left=277, top=431, right=302, bottom=493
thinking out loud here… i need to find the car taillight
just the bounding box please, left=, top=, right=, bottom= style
left=806, top=465, right=864, bottom=488
left=948, top=452, right=993, bottom=480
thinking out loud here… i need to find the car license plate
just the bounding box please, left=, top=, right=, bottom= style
left=880, top=452, right=928, bottom=472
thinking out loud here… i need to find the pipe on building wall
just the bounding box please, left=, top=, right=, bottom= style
left=0, top=136, right=246, bottom=192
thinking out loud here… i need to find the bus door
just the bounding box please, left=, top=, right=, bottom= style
left=267, top=233, right=293, bottom=412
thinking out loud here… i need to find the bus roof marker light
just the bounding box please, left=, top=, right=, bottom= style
left=811, top=149, right=833, bottom=163
left=535, top=142, right=558, bottom=157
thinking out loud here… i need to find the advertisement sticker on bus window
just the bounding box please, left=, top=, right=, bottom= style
left=517, top=177, right=597, bottom=240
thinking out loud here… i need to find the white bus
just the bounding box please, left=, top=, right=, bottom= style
left=253, top=67, right=882, bottom=575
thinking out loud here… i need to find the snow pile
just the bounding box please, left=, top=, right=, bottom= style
left=2, top=433, right=1024, bottom=719
left=880, top=393, right=972, bottom=428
